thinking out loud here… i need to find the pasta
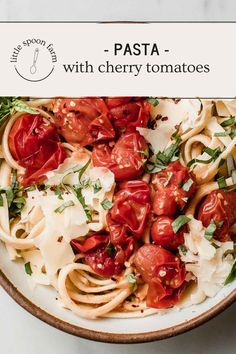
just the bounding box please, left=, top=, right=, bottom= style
left=0, top=96, right=236, bottom=319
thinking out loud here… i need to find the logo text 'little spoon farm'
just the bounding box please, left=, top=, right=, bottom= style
left=10, top=38, right=57, bottom=82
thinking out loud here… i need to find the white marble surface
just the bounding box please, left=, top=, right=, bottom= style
left=1, top=1, right=236, bottom=353
left=0, top=0, right=235, bottom=21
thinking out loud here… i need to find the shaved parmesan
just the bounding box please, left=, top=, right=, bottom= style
left=138, top=99, right=201, bottom=153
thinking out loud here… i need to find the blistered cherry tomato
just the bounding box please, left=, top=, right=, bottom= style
left=152, top=161, right=196, bottom=215
left=198, top=190, right=236, bottom=242
left=151, top=216, right=184, bottom=250
left=134, top=244, right=186, bottom=309
left=8, top=114, right=66, bottom=186
left=92, top=131, right=148, bottom=181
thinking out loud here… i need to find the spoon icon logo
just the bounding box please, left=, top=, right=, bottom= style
left=30, top=48, right=39, bottom=75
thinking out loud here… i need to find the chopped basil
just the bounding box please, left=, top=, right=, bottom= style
left=232, top=169, right=236, bottom=184
left=217, top=176, right=227, bottom=189
left=204, top=219, right=216, bottom=241
left=221, top=116, right=235, bottom=127
left=214, top=128, right=232, bottom=137
left=0, top=193, right=3, bottom=207
left=126, top=274, right=138, bottom=292
left=181, top=197, right=188, bottom=203
left=147, top=97, right=159, bottom=107
left=172, top=215, right=190, bottom=234
left=54, top=186, right=64, bottom=200
left=72, top=185, right=92, bottom=221
left=78, top=159, right=91, bottom=181
left=101, top=199, right=113, bottom=210
left=218, top=220, right=224, bottom=228
left=179, top=244, right=187, bottom=255
left=188, top=147, right=222, bottom=168
left=164, top=172, right=173, bottom=187
left=54, top=200, right=75, bottom=213
left=138, top=148, right=149, bottom=157
left=225, top=260, right=236, bottom=285
left=182, top=178, right=194, bottom=192
left=93, top=179, right=102, bottom=194
left=25, top=262, right=32, bottom=276
left=106, top=242, right=115, bottom=257
left=62, top=159, right=91, bottom=185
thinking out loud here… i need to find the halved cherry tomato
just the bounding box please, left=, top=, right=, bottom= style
left=8, top=114, right=66, bottom=186
left=108, top=181, right=151, bottom=240
left=89, top=115, right=115, bottom=142
left=151, top=216, right=185, bottom=250
left=152, top=161, right=196, bottom=215
left=92, top=131, right=148, bottom=181
left=198, top=190, right=236, bottom=242
left=134, top=244, right=186, bottom=309
left=70, top=235, right=108, bottom=253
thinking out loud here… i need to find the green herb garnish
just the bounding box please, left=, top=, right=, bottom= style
left=225, top=260, right=236, bottom=285
left=204, top=219, right=216, bottom=241
left=126, top=274, right=138, bottom=292
left=106, top=243, right=115, bottom=257
left=221, top=116, right=235, bottom=127
left=147, top=98, right=159, bottom=107
left=164, top=172, right=173, bottom=187
left=101, top=199, right=113, bottom=210
left=93, top=179, right=102, bottom=194
left=24, top=262, right=32, bottom=276
left=172, top=215, right=190, bottom=234
left=214, top=128, right=232, bottom=137
left=182, top=179, right=194, bottom=192
left=54, top=200, right=75, bottom=213
left=232, top=169, right=236, bottom=184
left=179, top=244, right=187, bottom=255
left=217, top=176, right=227, bottom=189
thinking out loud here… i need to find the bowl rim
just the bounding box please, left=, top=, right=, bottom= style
left=1, top=269, right=236, bottom=343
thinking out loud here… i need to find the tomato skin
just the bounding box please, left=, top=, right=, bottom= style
left=152, top=161, right=196, bottom=215
left=134, top=244, right=186, bottom=309
left=151, top=216, right=184, bottom=250
left=108, top=180, right=151, bottom=240
left=198, top=190, right=236, bottom=242
left=88, top=115, right=115, bottom=142
left=92, top=132, right=148, bottom=181
left=52, top=97, right=115, bottom=145
left=153, top=190, right=177, bottom=216
left=84, top=237, right=135, bottom=277
left=110, top=101, right=150, bottom=132
left=8, top=114, right=66, bottom=186
left=70, top=235, right=108, bottom=253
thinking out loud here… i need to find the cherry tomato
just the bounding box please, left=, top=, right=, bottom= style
left=8, top=114, right=66, bottom=186
left=105, top=97, right=132, bottom=108
left=198, top=190, right=236, bottom=242
left=70, top=235, right=108, bottom=253
left=152, top=161, right=196, bottom=215
left=134, top=244, right=186, bottom=309
left=153, top=190, right=177, bottom=216
left=108, top=180, right=151, bottom=241
left=92, top=131, right=148, bottom=181
left=52, top=98, right=113, bottom=145
left=151, top=216, right=184, bottom=250
left=110, top=100, right=150, bottom=133
left=84, top=237, right=135, bottom=277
